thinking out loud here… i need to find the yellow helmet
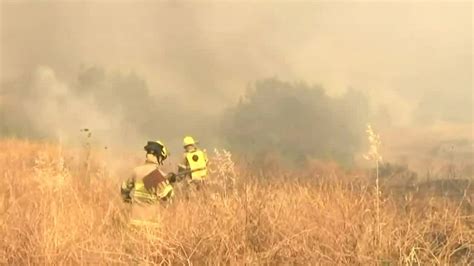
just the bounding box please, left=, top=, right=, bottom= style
left=183, top=136, right=197, bottom=147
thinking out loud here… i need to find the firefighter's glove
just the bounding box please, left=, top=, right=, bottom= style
left=167, top=172, right=177, bottom=183
left=120, top=187, right=132, bottom=203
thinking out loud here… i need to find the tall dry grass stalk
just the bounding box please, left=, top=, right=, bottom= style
left=0, top=139, right=472, bottom=264
left=209, top=149, right=237, bottom=198
left=364, top=124, right=383, bottom=252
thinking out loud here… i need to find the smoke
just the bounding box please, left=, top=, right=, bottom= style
left=0, top=64, right=222, bottom=154
left=0, top=66, right=369, bottom=164
left=0, top=1, right=472, bottom=160
left=0, top=66, right=143, bottom=146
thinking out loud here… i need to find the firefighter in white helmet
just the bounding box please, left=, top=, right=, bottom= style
left=178, top=136, right=208, bottom=190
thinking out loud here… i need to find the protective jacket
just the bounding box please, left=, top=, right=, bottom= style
left=179, top=148, right=208, bottom=181
left=121, top=154, right=174, bottom=204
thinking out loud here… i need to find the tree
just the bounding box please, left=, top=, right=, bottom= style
left=221, top=78, right=369, bottom=166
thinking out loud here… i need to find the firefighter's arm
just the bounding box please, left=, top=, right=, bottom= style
left=175, top=155, right=190, bottom=181
left=178, top=154, right=189, bottom=170
left=120, top=174, right=135, bottom=203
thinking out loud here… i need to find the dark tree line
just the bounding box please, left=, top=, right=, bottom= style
left=220, top=79, right=369, bottom=166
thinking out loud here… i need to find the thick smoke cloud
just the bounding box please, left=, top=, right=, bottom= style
left=1, top=66, right=144, bottom=146
left=0, top=64, right=221, bottom=153
left=1, top=65, right=369, bottom=164
left=0, top=1, right=472, bottom=162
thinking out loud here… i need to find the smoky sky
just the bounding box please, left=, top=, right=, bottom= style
left=0, top=1, right=472, bottom=152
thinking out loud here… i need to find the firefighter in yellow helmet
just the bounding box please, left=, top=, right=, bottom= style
left=178, top=136, right=208, bottom=190
left=121, top=140, right=177, bottom=226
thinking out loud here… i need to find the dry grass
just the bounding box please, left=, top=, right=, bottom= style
left=0, top=139, right=472, bottom=264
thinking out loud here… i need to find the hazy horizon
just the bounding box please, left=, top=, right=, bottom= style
left=1, top=1, right=472, bottom=159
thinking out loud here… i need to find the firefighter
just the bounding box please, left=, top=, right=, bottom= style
left=178, top=136, right=208, bottom=190
left=121, top=140, right=177, bottom=226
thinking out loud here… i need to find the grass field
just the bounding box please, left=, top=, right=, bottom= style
left=0, top=139, right=472, bottom=264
